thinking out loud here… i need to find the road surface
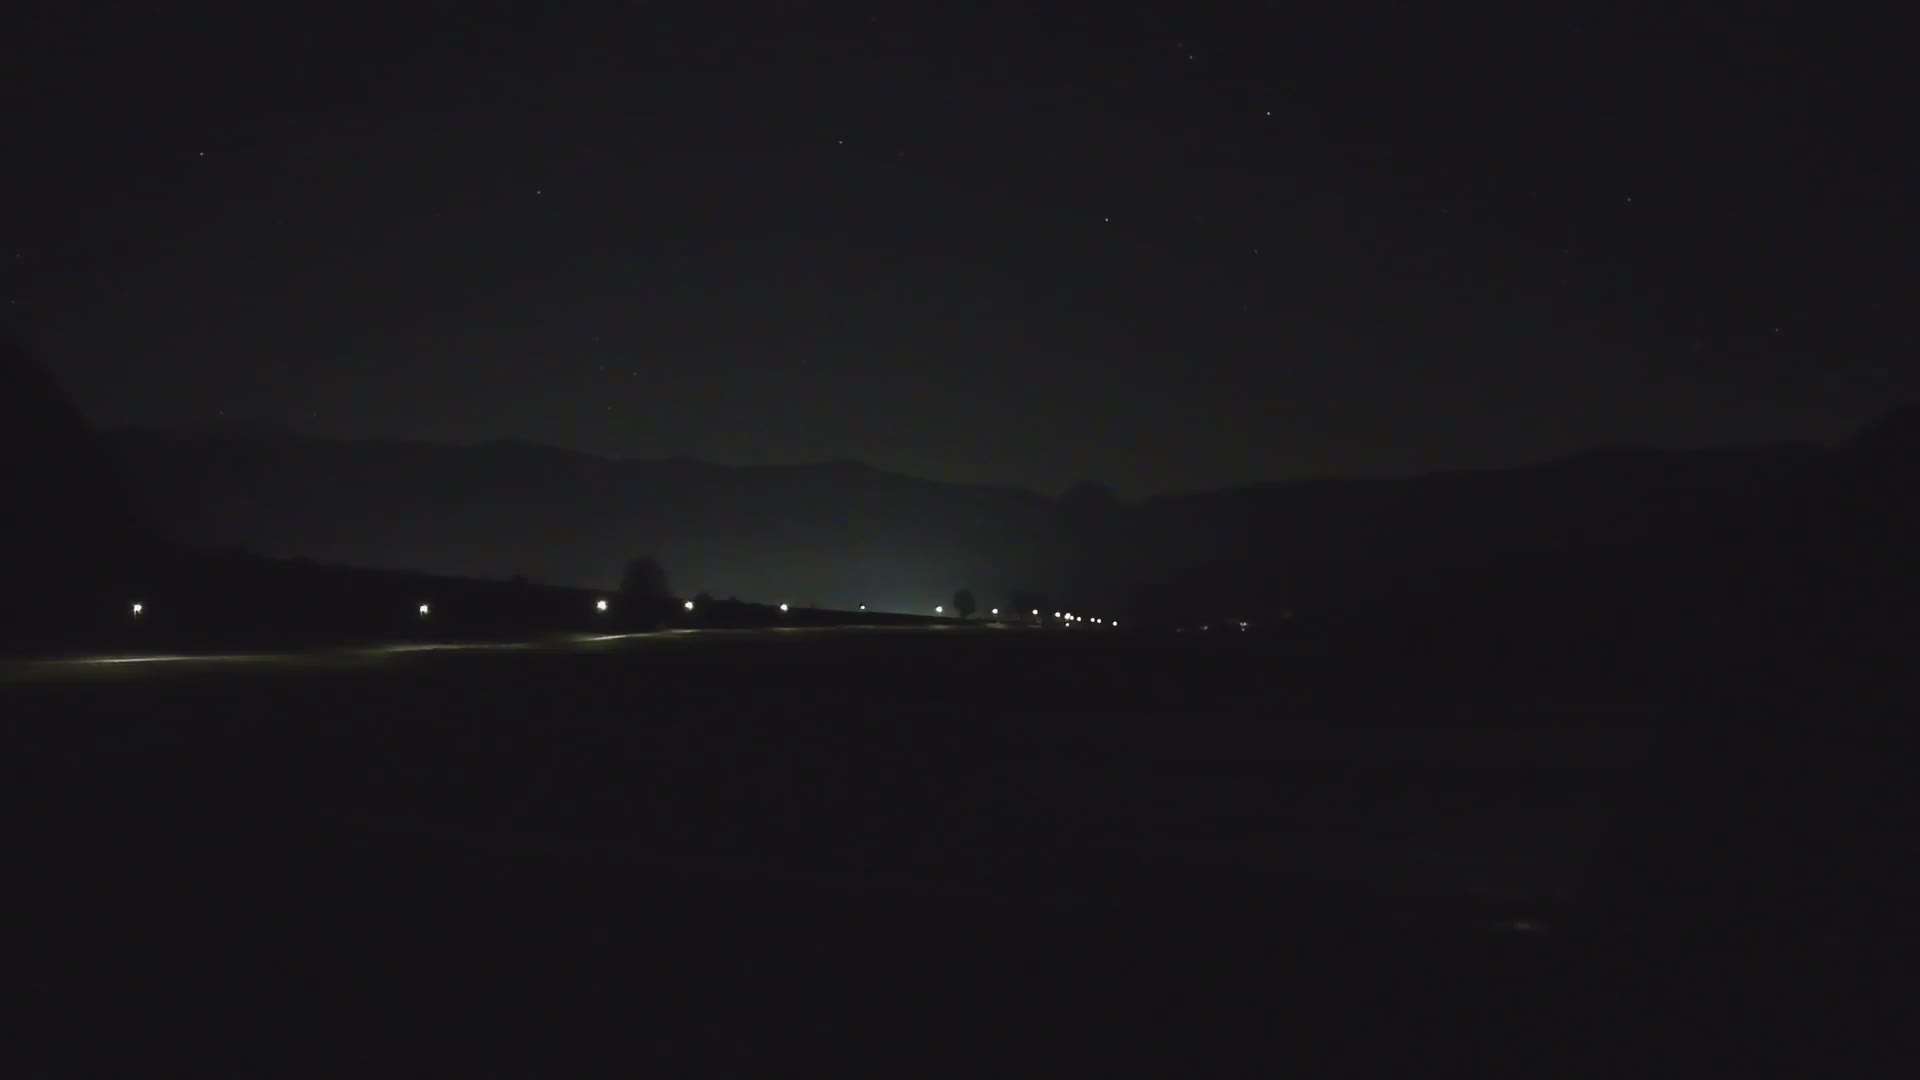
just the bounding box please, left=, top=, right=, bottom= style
left=0, top=624, right=968, bottom=684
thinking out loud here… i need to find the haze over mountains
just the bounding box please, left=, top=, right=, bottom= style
left=100, top=410, right=1917, bottom=628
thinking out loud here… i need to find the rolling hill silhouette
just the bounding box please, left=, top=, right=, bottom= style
left=1, top=337, right=161, bottom=644
left=0, top=341, right=692, bottom=652
left=99, top=408, right=1918, bottom=634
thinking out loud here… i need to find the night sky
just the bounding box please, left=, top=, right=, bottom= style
left=7, top=3, right=1914, bottom=496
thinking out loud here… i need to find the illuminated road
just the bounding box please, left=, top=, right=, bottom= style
left=0, top=624, right=974, bottom=685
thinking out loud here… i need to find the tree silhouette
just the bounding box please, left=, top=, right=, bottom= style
left=619, top=555, right=670, bottom=598
left=952, top=587, right=977, bottom=620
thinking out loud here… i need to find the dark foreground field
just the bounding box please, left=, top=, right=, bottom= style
left=8, top=627, right=1907, bottom=1073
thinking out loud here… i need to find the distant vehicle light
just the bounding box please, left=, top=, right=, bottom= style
left=780, top=603, right=790, bottom=612
left=684, top=600, right=695, bottom=611
left=130, top=601, right=144, bottom=616
left=595, top=598, right=609, bottom=612
left=418, top=603, right=431, bottom=617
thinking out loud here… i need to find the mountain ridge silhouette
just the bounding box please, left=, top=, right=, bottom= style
left=96, top=406, right=1917, bottom=622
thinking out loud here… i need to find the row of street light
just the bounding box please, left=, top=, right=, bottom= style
left=123, top=598, right=613, bottom=621
left=121, top=596, right=1119, bottom=628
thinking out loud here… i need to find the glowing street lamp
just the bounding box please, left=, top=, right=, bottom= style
left=129, top=601, right=144, bottom=617
left=418, top=603, right=431, bottom=618
left=780, top=603, right=790, bottom=612
left=595, top=598, right=609, bottom=613
left=683, top=599, right=695, bottom=611
left=859, top=604, right=867, bottom=611
left=935, top=605, right=944, bottom=614
left=1031, top=609, right=1039, bottom=617
left=991, top=608, right=999, bottom=616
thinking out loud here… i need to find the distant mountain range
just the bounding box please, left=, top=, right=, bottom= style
left=98, top=409, right=1920, bottom=625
